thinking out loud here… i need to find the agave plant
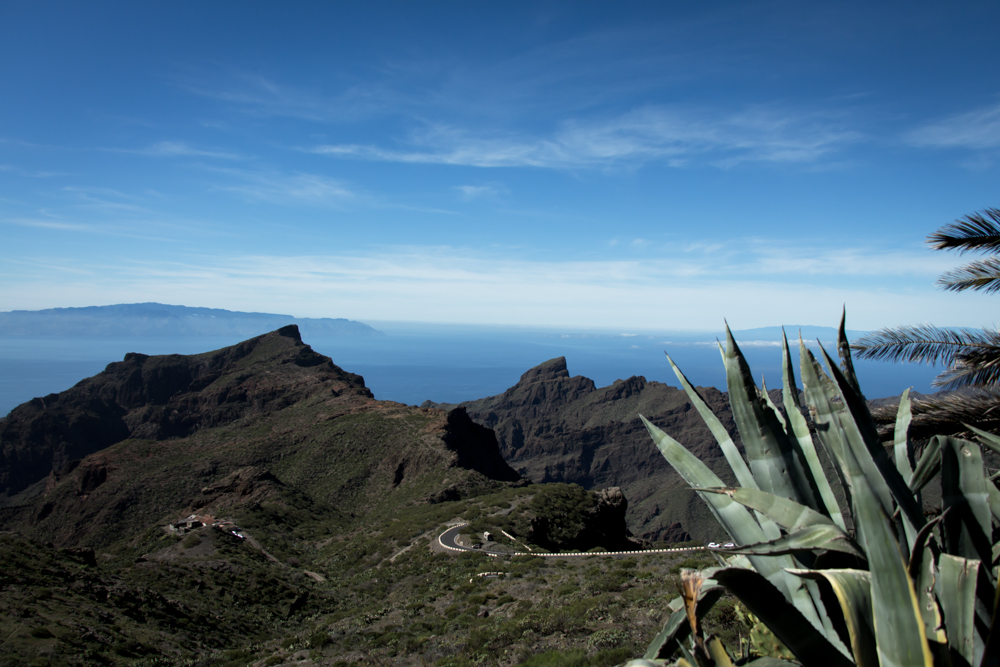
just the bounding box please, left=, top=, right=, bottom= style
left=629, top=313, right=1000, bottom=667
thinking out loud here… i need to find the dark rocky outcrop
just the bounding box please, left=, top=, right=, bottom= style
left=0, top=327, right=522, bottom=548
left=0, top=326, right=373, bottom=499
left=426, top=356, right=741, bottom=542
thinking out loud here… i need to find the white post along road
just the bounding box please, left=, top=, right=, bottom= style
left=437, top=523, right=711, bottom=559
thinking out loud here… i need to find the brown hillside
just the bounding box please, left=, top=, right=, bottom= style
left=0, top=326, right=521, bottom=548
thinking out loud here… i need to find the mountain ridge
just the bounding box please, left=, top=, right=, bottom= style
left=0, top=325, right=523, bottom=549
left=423, top=356, right=744, bottom=543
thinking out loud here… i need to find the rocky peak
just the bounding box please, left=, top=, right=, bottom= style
left=0, top=327, right=373, bottom=499
left=516, top=357, right=570, bottom=384
left=596, top=375, right=647, bottom=403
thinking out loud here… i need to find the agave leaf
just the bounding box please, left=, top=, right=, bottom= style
left=936, top=554, right=981, bottom=667
left=938, top=436, right=992, bottom=565
left=965, top=425, right=1000, bottom=523
left=910, top=437, right=943, bottom=493
left=790, top=568, right=878, bottom=667
left=705, top=567, right=853, bottom=666
left=837, top=307, right=864, bottom=399
left=695, top=486, right=835, bottom=531
left=818, top=343, right=926, bottom=550
left=667, top=352, right=788, bottom=544
left=965, top=423, right=1000, bottom=456
left=715, top=522, right=865, bottom=559
left=842, top=439, right=932, bottom=667
left=665, top=353, right=756, bottom=491
left=782, top=330, right=845, bottom=530
left=644, top=588, right=724, bottom=660
left=643, top=417, right=830, bottom=639
left=987, top=479, right=1000, bottom=527
left=894, top=388, right=915, bottom=479
left=905, top=514, right=948, bottom=644
left=724, top=326, right=819, bottom=510
left=706, top=636, right=736, bottom=667
left=642, top=417, right=768, bottom=550
left=913, top=545, right=948, bottom=646
left=761, top=379, right=787, bottom=429
left=981, top=579, right=1000, bottom=667
left=797, top=338, right=855, bottom=514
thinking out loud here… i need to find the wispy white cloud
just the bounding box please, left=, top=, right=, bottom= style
left=906, top=102, right=1000, bottom=150
left=210, top=169, right=360, bottom=207
left=453, top=184, right=501, bottom=200
left=2, top=217, right=94, bottom=232
left=113, top=141, right=244, bottom=160
left=311, top=105, right=858, bottom=170
left=179, top=72, right=405, bottom=123
left=4, top=242, right=984, bottom=330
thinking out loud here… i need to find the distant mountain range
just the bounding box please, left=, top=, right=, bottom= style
left=0, top=303, right=383, bottom=338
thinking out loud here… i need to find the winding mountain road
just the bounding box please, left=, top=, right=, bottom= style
left=438, top=523, right=709, bottom=558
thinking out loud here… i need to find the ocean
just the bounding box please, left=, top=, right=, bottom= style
left=0, top=323, right=943, bottom=418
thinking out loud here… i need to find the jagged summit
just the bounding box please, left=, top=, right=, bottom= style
left=517, top=356, right=571, bottom=383
left=0, top=328, right=521, bottom=548
left=0, top=327, right=371, bottom=499
left=429, top=357, right=738, bottom=542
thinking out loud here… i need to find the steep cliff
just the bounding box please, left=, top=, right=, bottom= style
left=426, top=356, right=742, bottom=542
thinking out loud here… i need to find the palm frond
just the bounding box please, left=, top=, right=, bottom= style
left=934, top=349, right=1000, bottom=389
left=850, top=325, right=1000, bottom=369
left=870, top=390, right=1000, bottom=440
left=927, top=208, right=1000, bottom=254
left=936, top=256, right=1000, bottom=293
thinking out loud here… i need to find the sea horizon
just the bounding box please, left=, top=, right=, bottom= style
left=0, top=321, right=943, bottom=418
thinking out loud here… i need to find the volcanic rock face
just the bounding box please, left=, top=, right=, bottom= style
left=0, top=326, right=373, bottom=499
left=426, top=356, right=739, bottom=542
left=0, top=327, right=521, bottom=547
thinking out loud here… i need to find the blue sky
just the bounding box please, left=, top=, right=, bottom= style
left=2, top=1, right=1000, bottom=331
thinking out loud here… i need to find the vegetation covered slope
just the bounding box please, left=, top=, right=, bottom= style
left=0, top=327, right=711, bottom=667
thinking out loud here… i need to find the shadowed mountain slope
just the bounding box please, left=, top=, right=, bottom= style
left=424, top=356, right=742, bottom=543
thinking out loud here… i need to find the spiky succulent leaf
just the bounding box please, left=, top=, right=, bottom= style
left=724, top=326, right=819, bottom=510
left=797, top=339, right=855, bottom=512
left=706, top=567, right=853, bottom=665
left=936, top=555, right=981, bottom=667
left=894, top=388, right=914, bottom=479
left=938, top=436, right=993, bottom=564
left=721, top=523, right=865, bottom=559
left=782, top=330, right=845, bottom=530
left=642, top=416, right=829, bottom=638
left=789, top=568, right=878, bottom=667
left=841, top=438, right=932, bottom=667
left=641, top=416, right=767, bottom=549
left=694, top=486, right=835, bottom=532
left=706, top=636, right=736, bottom=666
left=818, top=343, right=927, bottom=550
left=909, top=437, right=943, bottom=493
left=837, top=307, right=863, bottom=399
left=665, top=353, right=756, bottom=491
